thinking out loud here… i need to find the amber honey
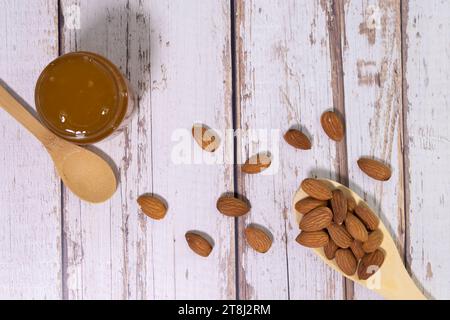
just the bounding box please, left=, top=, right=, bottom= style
left=35, top=52, right=133, bottom=144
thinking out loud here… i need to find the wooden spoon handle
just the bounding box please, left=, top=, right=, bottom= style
left=0, top=82, right=56, bottom=145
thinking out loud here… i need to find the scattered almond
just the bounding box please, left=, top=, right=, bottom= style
left=320, top=111, right=345, bottom=142
left=216, top=195, right=250, bottom=217
left=345, top=213, right=369, bottom=242
left=299, top=207, right=333, bottom=231
left=350, top=240, right=366, bottom=260
left=245, top=226, right=272, bottom=253
left=137, top=195, right=167, bottom=220
left=330, top=189, right=347, bottom=224
left=354, top=204, right=379, bottom=231
left=327, top=223, right=353, bottom=249
left=301, top=178, right=332, bottom=200
left=284, top=129, right=312, bottom=150
left=358, top=249, right=385, bottom=280
left=296, top=230, right=329, bottom=248
left=323, top=239, right=339, bottom=260
left=335, top=249, right=357, bottom=276
left=362, top=229, right=384, bottom=253
left=185, top=232, right=213, bottom=257
left=357, top=158, right=391, bottom=181
left=192, top=124, right=220, bottom=152
left=295, top=197, right=328, bottom=215
left=242, top=152, right=271, bottom=174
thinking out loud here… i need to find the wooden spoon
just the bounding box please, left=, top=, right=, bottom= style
left=0, top=83, right=117, bottom=203
left=293, top=179, right=426, bottom=300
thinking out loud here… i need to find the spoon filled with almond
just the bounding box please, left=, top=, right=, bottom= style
left=293, top=178, right=426, bottom=300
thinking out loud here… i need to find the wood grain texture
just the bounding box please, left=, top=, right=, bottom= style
left=341, top=0, right=404, bottom=299
left=60, top=0, right=235, bottom=299
left=235, top=0, right=345, bottom=299
left=0, top=0, right=61, bottom=299
left=404, top=0, right=450, bottom=300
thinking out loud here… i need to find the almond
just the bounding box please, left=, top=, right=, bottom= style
left=245, top=226, right=272, bottom=253
left=362, top=229, right=384, bottom=253
left=216, top=195, right=250, bottom=217
left=347, top=196, right=357, bottom=212
left=357, top=158, right=391, bottom=181
left=192, top=124, right=220, bottom=152
left=320, top=111, right=344, bottom=141
left=345, top=213, right=369, bottom=242
left=300, top=178, right=332, bottom=200
left=296, top=230, right=329, bottom=248
left=327, top=223, right=353, bottom=248
left=350, top=240, right=366, bottom=260
left=335, top=249, right=357, bottom=276
left=354, top=204, right=379, bottom=231
left=185, top=232, right=213, bottom=257
left=323, top=239, right=339, bottom=260
left=284, top=129, right=312, bottom=150
left=358, top=249, right=385, bottom=280
left=242, top=152, right=271, bottom=174
left=295, top=197, right=328, bottom=215
left=299, top=207, right=333, bottom=231
left=137, top=195, right=167, bottom=220
left=331, top=189, right=347, bottom=224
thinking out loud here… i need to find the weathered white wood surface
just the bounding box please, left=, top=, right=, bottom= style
left=405, top=0, right=450, bottom=300
left=0, top=0, right=61, bottom=299
left=342, top=0, right=404, bottom=300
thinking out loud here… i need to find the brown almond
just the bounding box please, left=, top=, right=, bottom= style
left=331, top=189, right=347, bottom=224
left=354, top=204, right=379, bottom=231
left=299, top=207, right=333, bottom=231
left=296, top=230, right=329, bottom=248
left=245, top=226, right=272, bottom=253
left=320, top=111, right=345, bottom=141
left=357, top=158, right=391, bottom=181
left=242, top=152, right=271, bottom=174
left=192, top=124, right=220, bottom=152
left=137, top=195, right=167, bottom=220
left=362, top=229, right=384, bottom=253
left=185, top=232, right=213, bottom=257
left=345, top=213, right=369, bottom=242
left=216, top=195, right=250, bottom=217
left=335, top=249, right=357, bottom=276
left=350, top=240, right=366, bottom=260
left=300, top=178, right=332, bottom=200
left=347, top=197, right=357, bottom=212
left=295, top=197, right=328, bottom=215
left=284, top=129, right=312, bottom=150
left=327, top=223, right=353, bottom=248
left=358, top=249, right=385, bottom=280
left=323, top=239, right=339, bottom=260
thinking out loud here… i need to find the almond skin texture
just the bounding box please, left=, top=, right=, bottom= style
left=321, top=111, right=345, bottom=141
left=335, top=249, right=357, bottom=276
left=185, top=232, right=213, bottom=257
left=301, top=178, right=332, bottom=200
left=362, top=229, right=384, bottom=253
left=299, top=207, right=333, bottom=231
left=358, top=249, right=385, bottom=280
left=296, top=231, right=329, bottom=248
left=347, top=197, right=357, bottom=212
left=327, top=223, right=353, bottom=248
left=295, top=197, right=328, bottom=215
left=242, top=152, right=271, bottom=174
left=323, top=239, right=339, bottom=260
left=216, top=196, right=250, bottom=217
left=357, top=158, right=391, bottom=181
left=284, top=129, right=312, bottom=150
left=331, top=189, right=347, bottom=224
left=350, top=240, right=366, bottom=260
left=354, top=204, right=379, bottom=231
left=192, top=124, right=220, bottom=152
left=245, top=226, right=272, bottom=253
left=345, top=213, right=369, bottom=242
left=137, top=195, right=167, bottom=220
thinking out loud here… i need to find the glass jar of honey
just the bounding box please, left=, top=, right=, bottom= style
left=35, top=51, right=134, bottom=144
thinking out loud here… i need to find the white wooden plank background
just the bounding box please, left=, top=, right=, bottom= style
left=0, top=0, right=449, bottom=300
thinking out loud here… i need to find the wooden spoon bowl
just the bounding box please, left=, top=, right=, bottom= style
left=293, top=179, right=426, bottom=300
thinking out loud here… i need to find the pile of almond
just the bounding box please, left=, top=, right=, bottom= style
left=295, top=178, right=385, bottom=280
